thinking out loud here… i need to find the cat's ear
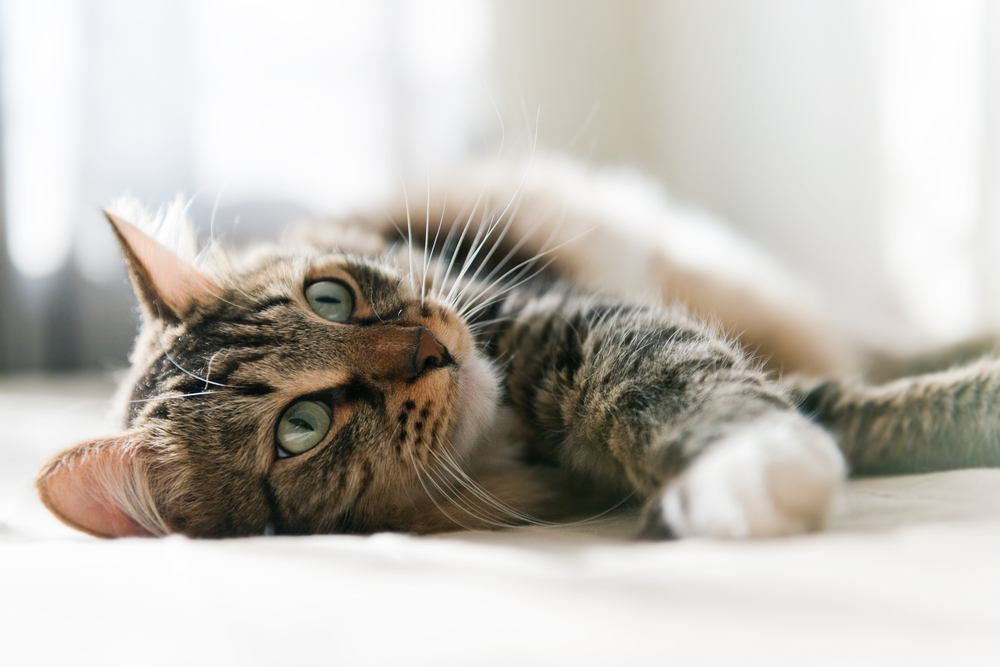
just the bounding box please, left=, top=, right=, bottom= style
left=104, top=210, right=220, bottom=322
left=36, top=434, right=161, bottom=538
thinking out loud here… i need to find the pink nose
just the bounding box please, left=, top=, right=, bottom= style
left=411, top=327, right=451, bottom=379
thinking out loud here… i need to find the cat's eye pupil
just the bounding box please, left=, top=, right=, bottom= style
left=306, top=280, right=353, bottom=322
left=288, top=417, right=313, bottom=431
left=276, top=400, right=332, bottom=456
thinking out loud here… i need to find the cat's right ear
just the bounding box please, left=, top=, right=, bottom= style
left=36, top=434, right=162, bottom=538
left=104, top=210, right=220, bottom=323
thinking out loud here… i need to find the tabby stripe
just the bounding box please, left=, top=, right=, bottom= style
left=209, top=350, right=271, bottom=386
left=234, top=382, right=275, bottom=397
left=249, top=295, right=293, bottom=315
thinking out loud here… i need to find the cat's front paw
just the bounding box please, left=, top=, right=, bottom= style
left=641, top=413, right=846, bottom=539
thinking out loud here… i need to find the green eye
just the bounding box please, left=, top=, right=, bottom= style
left=305, top=280, right=354, bottom=322
left=276, top=400, right=332, bottom=456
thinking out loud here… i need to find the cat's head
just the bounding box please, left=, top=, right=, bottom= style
left=36, top=206, right=499, bottom=537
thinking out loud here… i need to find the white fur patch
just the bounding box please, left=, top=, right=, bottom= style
left=450, top=353, right=500, bottom=457
left=658, top=414, right=846, bottom=538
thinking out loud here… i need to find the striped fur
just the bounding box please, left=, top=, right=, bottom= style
left=35, top=158, right=1000, bottom=539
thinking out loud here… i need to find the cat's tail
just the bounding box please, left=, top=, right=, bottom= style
left=861, top=334, right=1000, bottom=383
left=788, top=351, right=1000, bottom=475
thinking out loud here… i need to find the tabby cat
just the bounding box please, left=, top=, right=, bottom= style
left=36, top=158, right=1000, bottom=539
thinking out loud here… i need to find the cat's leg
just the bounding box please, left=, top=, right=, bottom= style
left=486, top=287, right=846, bottom=539
left=790, top=357, right=1000, bottom=475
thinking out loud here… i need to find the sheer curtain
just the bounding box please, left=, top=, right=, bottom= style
left=0, top=0, right=491, bottom=371
left=4, top=0, right=1000, bottom=372
left=494, top=0, right=1000, bottom=347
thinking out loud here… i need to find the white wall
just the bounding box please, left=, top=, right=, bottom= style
left=493, top=0, right=995, bottom=344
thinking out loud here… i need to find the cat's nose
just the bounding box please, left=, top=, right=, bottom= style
left=411, top=327, right=451, bottom=379
left=359, top=324, right=452, bottom=381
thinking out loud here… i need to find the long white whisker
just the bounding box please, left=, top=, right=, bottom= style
left=409, top=448, right=514, bottom=529
left=458, top=225, right=595, bottom=321
left=420, top=172, right=431, bottom=306
left=429, top=446, right=543, bottom=526
left=163, top=350, right=237, bottom=388
left=407, top=451, right=479, bottom=532
left=128, top=391, right=218, bottom=404
left=208, top=180, right=232, bottom=249
left=457, top=196, right=572, bottom=317
left=422, top=452, right=521, bottom=528
left=202, top=349, right=228, bottom=391
left=401, top=179, right=415, bottom=291
left=436, top=190, right=487, bottom=306
left=445, top=151, right=539, bottom=310
left=425, top=191, right=448, bottom=299
left=452, top=192, right=531, bottom=314
left=461, top=258, right=559, bottom=325
left=433, top=440, right=636, bottom=528
left=443, top=207, right=494, bottom=306
left=485, top=82, right=506, bottom=158
left=430, top=196, right=468, bottom=303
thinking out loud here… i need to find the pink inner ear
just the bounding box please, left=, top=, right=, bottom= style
left=37, top=437, right=155, bottom=538
left=105, top=210, right=220, bottom=318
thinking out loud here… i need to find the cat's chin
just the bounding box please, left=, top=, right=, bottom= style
left=449, top=352, right=500, bottom=457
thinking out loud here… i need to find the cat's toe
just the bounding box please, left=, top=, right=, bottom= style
left=641, top=413, right=846, bottom=539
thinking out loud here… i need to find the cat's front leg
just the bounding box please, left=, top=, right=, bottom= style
left=486, top=287, right=846, bottom=539
left=640, top=411, right=844, bottom=539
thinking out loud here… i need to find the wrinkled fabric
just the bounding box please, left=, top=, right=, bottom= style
left=2, top=376, right=999, bottom=666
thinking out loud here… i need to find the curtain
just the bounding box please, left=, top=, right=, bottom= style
left=0, top=0, right=491, bottom=370
left=494, top=0, right=999, bottom=347
left=4, top=0, right=999, bottom=371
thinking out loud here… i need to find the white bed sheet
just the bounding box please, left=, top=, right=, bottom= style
left=2, top=375, right=999, bottom=666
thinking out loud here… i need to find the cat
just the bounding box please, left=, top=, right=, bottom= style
left=35, top=157, right=1000, bottom=539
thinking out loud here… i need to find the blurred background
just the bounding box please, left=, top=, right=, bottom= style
left=2, top=0, right=1000, bottom=372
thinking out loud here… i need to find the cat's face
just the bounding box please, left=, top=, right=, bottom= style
left=36, top=213, right=499, bottom=537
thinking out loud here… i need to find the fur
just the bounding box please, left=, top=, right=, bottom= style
left=35, top=156, right=1000, bottom=539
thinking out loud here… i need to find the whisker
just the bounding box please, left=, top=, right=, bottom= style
left=420, top=172, right=431, bottom=306
left=436, top=190, right=487, bottom=307
left=466, top=195, right=569, bottom=302
left=201, top=349, right=228, bottom=391
left=432, top=440, right=635, bottom=529
left=421, top=453, right=521, bottom=529
left=460, top=256, right=559, bottom=324
left=458, top=225, right=596, bottom=322
left=163, top=350, right=237, bottom=388
left=454, top=198, right=572, bottom=318
left=406, top=448, right=491, bottom=531
left=443, top=154, right=541, bottom=310
left=443, top=207, right=494, bottom=306
left=451, top=192, right=532, bottom=314
left=127, top=391, right=218, bottom=404
left=428, top=447, right=540, bottom=526
left=400, top=179, right=415, bottom=292
left=425, top=191, right=448, bottom=300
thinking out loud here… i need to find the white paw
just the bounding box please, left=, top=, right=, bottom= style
left=651, top=414, right=846, bottom=539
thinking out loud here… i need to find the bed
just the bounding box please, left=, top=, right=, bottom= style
left=2, top=374, right=999, bottom=666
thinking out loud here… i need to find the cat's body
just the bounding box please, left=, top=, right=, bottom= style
left=37, top=158, right=1000, bottom=539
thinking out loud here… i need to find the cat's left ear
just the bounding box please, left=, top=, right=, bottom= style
left=104, top=210, right=220, bottom=323
left=36, top=434, right=160, bottom=538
